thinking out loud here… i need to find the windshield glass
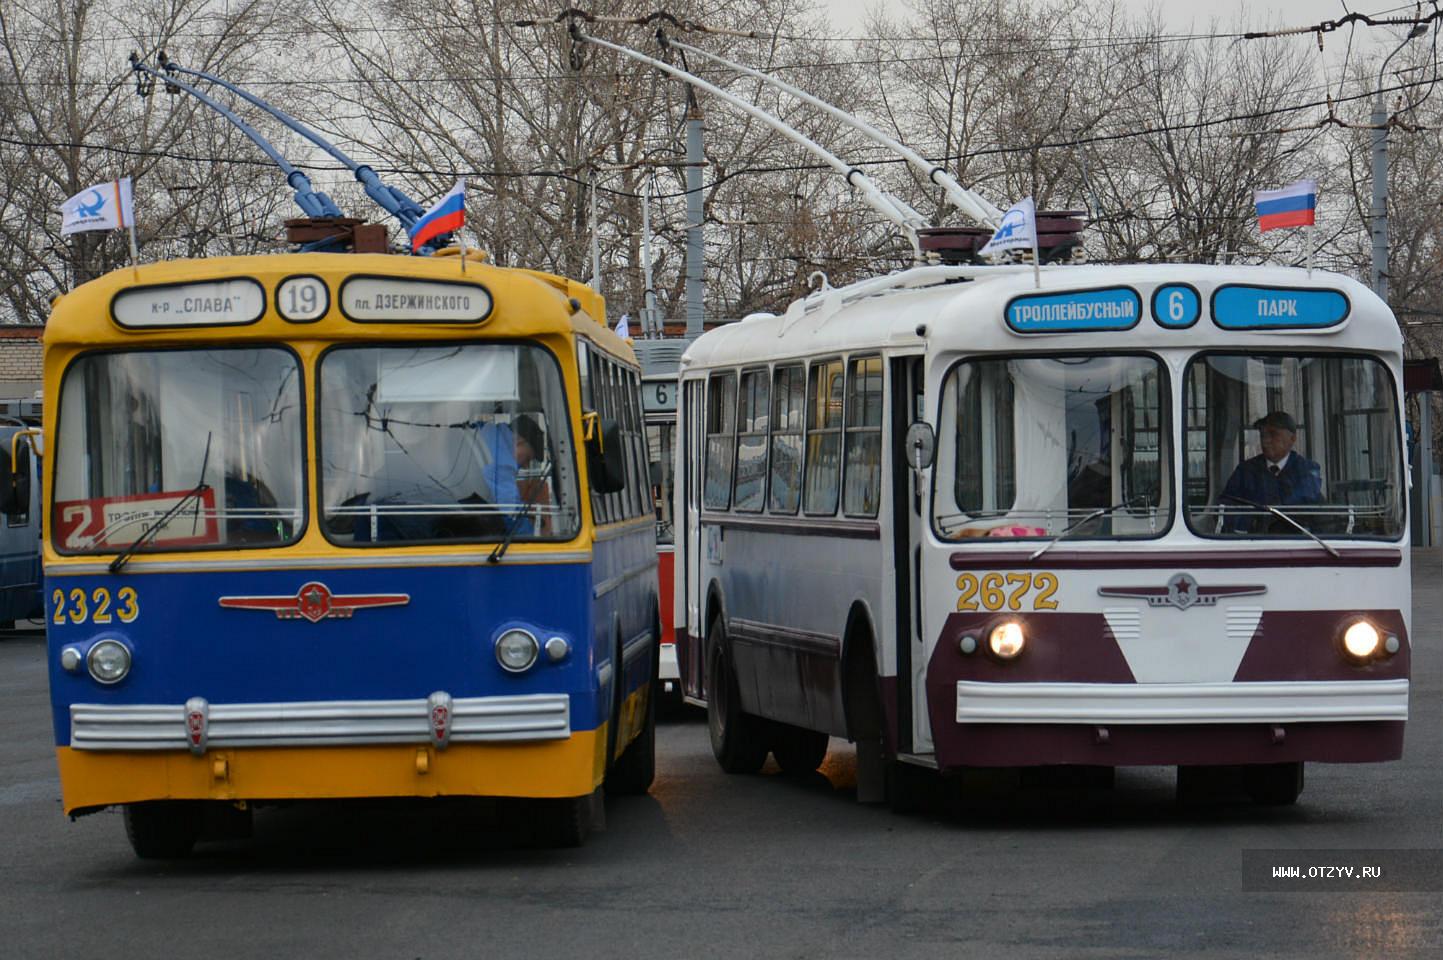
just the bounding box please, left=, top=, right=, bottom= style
left=933, top=355, right=1171, bottom=540
left=1184, top=353, right=1404, bottom=539
left=319, top=342, right=580, bottom=545
left=53, top=349, right=304, bottom=553
left=646, top=417, right=675, bottom=544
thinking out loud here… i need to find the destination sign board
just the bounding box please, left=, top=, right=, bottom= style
left=111, top=279, right=265, bottom=328
left=642, top=378, right=677, bottom=413
left=1212, top=285, right=1349, bottom=330
left=1005, top=286, right=1141, bottom=333
left=339, top=276, right=493, bottom=323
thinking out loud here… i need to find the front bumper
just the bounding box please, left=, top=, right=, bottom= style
left=71, top=693, right=571, bottom=752
left=956, top=679, right=1409, bottom=725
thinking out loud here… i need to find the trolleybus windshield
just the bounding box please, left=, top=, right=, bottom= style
left=53, top=348, right=303, bottom=554
left=933, top=353, right=1171, bottom=540
left=1183, top=353, right=1404, bottom=539
left=318, top=342, right=580, bottom=544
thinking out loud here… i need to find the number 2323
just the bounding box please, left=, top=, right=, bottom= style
left=956, top=572, right=1059, bottom=611
left=52, top=587, right=139, bottom=625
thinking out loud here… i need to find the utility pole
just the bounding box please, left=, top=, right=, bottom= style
left=1370, top=24, right=1428, bottom=302
left=685, top=96, right=705, bottom=338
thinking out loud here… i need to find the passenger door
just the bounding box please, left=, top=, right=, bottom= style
left=680, top=378, right=706, bottom=701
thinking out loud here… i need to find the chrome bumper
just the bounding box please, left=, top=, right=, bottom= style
left=71, top=693, right=571, bottom=752
left=955, top=679, right=1409, bottom=725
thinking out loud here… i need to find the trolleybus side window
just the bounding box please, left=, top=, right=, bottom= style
left=318, top=342, right=579, bottom=544
left=949, top=359, right=1016, bottom=519
left=646, top=417, right=675, bottom=541
left=843, top=355, right=883, bottom=518
left=53, top=348, right=304, bottom=554
left=1183, top=353, right=1403, bottom=539
left=803, top=359, right=844, bottom=516
left=628, top=370, right=653, bottom=520
left=768, top=363, right=805, bottom=515
left=734, top=368, right=770, bottom=512
left=933, top=354, right=1170, bottom=539
left=704, top=371, right=737, bottom=510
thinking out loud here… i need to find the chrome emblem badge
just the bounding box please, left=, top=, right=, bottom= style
left=1166, top=572, right=1201, bottom=610
left=1098, top=573, right=1266, bottom=610
left=428, top=691, right=453, bottom=749
left=218, top=581, right=410, bottom=622
left=184, top=696, right=209, bottom=755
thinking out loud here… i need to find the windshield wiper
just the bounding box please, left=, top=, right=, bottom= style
left=1028, top=495, right=1149, bottom=561
left=1219, top=494, right=1339, bottom=558
left=109, top=433, right=212, bottom=574
left=487, top=468, right=550, bottom=564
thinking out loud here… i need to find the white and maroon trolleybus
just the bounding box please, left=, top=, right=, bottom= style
left=674, top=261, right=1410, bottom=806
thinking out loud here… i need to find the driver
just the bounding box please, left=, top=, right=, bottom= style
left=1220, top=410, right=1322, bottom=530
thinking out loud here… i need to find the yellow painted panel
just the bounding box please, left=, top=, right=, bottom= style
left=56, top=730, right=610, bottom=813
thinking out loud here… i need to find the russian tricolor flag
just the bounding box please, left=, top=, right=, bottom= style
left=409, top=178, right=465, bottom=251
left=1255, top=180, right=1317, bottom=232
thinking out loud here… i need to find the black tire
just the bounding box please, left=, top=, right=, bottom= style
left=609, top=649, right=657, bottom=796
left=769, top=722, right=830, bottom=775
left=887, top=760, right=936, bottom=815
left=538, top=794, right=592, bottom=848
left=706, top=616, right=767, bottom=774
left=123, top=801, right=203, bottom=859
left=1246, top=762, right=1304, bottom=806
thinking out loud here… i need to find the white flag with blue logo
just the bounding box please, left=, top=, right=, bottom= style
left=60, top=178, right=135, bottom=236
left=615, top=313, right=630, bottom=338
left=979, top=196, right=1037, bottom=257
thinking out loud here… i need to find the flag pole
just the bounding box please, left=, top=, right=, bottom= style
left=1031, top=232, right=1041, bottom=289
left=458, top=228, right=467, bottom=275
left=119, top=178, right=139, bottom=280
left=1305, top=223, right=1314, bottom=277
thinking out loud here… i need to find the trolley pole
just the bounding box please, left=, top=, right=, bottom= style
left=685, top=101, right=705, bottom=338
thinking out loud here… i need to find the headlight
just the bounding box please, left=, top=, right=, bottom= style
left=86, top=639, right=132, bottom=684
left=988, top=621, right=1025, bottom=660
left=495, top=629, right=540, bottom=673
left=1342, top=621, right=1382, bottom=660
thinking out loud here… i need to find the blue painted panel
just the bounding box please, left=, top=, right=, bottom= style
left=1212, top=285, right=1350, bottom=330
left=1152, top=284, right=1201, bottom=329
left=1005, top=287, right=1142, bottom=333
left=45, top=561, right=603, bottom=745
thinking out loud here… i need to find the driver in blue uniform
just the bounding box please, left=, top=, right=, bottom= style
left=1220, top=410, right=1323, bottom=530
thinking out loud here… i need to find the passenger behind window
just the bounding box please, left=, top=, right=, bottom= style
left=513, top=414, right=550, bottom=535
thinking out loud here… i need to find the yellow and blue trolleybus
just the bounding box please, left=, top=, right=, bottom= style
left=44, top=249, right=660, bottom=854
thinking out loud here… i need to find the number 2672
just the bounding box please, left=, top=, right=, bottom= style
left=956, top=572, right=1058, bottom=611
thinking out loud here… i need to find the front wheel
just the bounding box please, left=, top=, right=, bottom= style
left=706, top=617, right=767, bottom=774
left=1246, top=762, right=1304, bottom=806
left=123, top=801, right=203, bottom=859
left=769, top=722, right=830, bottom=775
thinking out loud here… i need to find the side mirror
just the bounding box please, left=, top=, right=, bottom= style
left=905, top=421, right=936, bottom=471
left=0, top=433, right=33, bottom=519
left=583, top=413, right=626, bottom=494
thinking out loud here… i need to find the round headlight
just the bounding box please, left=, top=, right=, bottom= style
left=86, top=639, right=132, bottom=684
left=495, top=629, right=540, bottom=673
left=988, top=621, right=1025, bottom=660
left=1342, top=621, right=1381, bottom=660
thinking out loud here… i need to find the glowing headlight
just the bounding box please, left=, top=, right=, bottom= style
left=1342, top=621, right=1382, bottom=660
left=988, top=621, right=1026, bottom=660
left=495, top=629, right=540, bottom=673
left=86, top=639, right=132, bottom=684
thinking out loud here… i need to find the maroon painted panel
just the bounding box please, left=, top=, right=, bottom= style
left=930, top=720, right=1404, bottom=768
left=948, top=548, right=1401, bottom=570
left=931, top=612, right=1137, bottom=685
left=1232, top=610, right=1409, bottom=682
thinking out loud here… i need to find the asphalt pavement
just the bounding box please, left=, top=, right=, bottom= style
left=1, top=551, right=1439, bottom=958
